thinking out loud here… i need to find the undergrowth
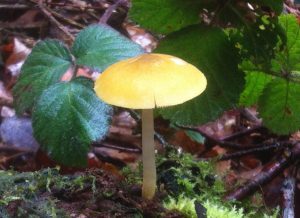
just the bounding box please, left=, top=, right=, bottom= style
left=158, top=151, right=280, bottom=218
left=0, top=152, right=280, bottom=217
left=123, top=150, right=280, bottom=218
left=0, top=168, right=95, bottom=217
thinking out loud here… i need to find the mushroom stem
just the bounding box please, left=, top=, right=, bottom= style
left=142, top=108, right=156, bottom=199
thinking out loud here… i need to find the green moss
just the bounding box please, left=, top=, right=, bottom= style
left=0, top=168, right=95, bottom=217
left=158, top=151, right=279, bottom=218
left=163, top=195, right=197, bottom=218
left=164, top=195, right=246, bottom=218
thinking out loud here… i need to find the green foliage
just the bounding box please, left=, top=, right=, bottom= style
left=240, top=71, right=272, bottom=106
left=229, top=16, right=284, bottom=68
left=121, top=165, right=143, bottom=185
left=14, top=24, right=143, bottom=166
left=32, top=78, right=112, bottom=166
left=130, top=0, right=283, bottom=33
left=72, top=24, right=144, bottom=71
left=184, top=130, right=205, bottom=144
left=0, top=168, right=95, bottom=217
left=241, top=15, right=300, bottom=134
left=272, top=15, right=300, bottom=72
left=129, top=0, right=300, bottom=135
left=258, top=78, right=300, bottom=134
left=204, top=200, right=246, bottom=218
left=156, top=25, right=244, bottom=125
left=129, top=0, right=203, bottom=34
left=160, top=152, right=279, bottom=218
left=163, top=195, right=197, bottom=218
left=0, top=168, right=94, bottom=205
left=164, top=196, right=247, bottom=218
left=157, top=152, right=225, bottom=201
left=13, top=40, right=72, bottom=114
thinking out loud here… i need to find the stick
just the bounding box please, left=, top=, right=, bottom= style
left=92, top=148, right=126, bottom=168
left=37, top=0, right=75, bottom=41
left=0, top=4, right=30, bottom=9
left=224, top=150, right=292, bottom=201
left=93, top=140, right=141, bottom=153
left=99, top=0, right=126, bottom=24
left=220, top=125, right=264, bottom=141
left=218, top=142, right=282, bottom=160
left=47, top=7, right=85, bottom=29
left=177, top=124, right=258, bottom=149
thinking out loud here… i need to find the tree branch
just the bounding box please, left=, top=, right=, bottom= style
left=224, top=149, right=293, bottom=201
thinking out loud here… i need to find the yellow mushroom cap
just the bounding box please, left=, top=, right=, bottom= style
left=94, top=53, right=207, bottom=109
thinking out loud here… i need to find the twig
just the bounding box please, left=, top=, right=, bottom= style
left=46, top=2, right=106, bottom=10
left=282, top=176, right=296, bottom=218
left=47, top=7, right=85, bottom=29
left=177, top=124, right=258, bottom=149
left=93, top=148, right=126, bottom=168
left=1, top=151, right=33, bottom=167
left=99, top=0, right=126, bottom=24
left=93, top=141, right=141, bottom=153
left=0, top=21, right=47, bottom=29
left=220, top=125, right=265, bottom=141
left=218, top=142, right=283, bottom=161
left=0, top=4, right=30, bottom=9
left=224, top=149, right=293, bottom=201
left=154, top=132, right=169, bottom=147
left=36, top=0, right=75, bottom=41
left=240, top=108, right=261, bottom=124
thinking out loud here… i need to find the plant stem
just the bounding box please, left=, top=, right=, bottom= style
left=142, top=109, right=156, bottom=199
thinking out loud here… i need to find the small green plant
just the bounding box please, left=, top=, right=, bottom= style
left=13, top=24, right=143, bottom=167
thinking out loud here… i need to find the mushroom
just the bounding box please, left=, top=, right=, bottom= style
left=94, top=53, right=207, bottom=199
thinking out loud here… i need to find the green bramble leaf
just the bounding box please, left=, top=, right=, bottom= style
left=271, top=14, right=300, bottom=73
left=256, top=15, right=300, bottom=134
left=129, top=0, right=202, bottom=34
left=239, top=71, right=272, bottom=107
left=129, top=0, right=283, bottom=36
left=229, top=16, right=283, bottom=70
left=32, top=78, right=112, bottom=167
left=72, top=24, right=144, bottom=71
left=13, top=40, right=72, bottom=114
left=258, top=78, right=300, bottom=135
left=156, top=25, right=244, bottom=125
